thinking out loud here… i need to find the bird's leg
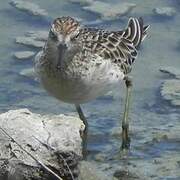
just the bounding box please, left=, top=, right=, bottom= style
left=121, top=76, right=132, bottom=150
left=75, top=104, right=88, bottom=132
left=75, top=104, right=88, bottom=158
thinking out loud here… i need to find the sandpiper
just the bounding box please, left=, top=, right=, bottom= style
left=34, top=16, right=149, bottom=149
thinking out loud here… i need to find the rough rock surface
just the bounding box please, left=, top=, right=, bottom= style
left=0, top=109, right=85, bottom=180
left=9, top=0, right=48, bottom=17
left=83, top=2, right=136, bottom=20
left=153, top=7, right=176, bottom=17
left=14, top=51, right=35, bottom=60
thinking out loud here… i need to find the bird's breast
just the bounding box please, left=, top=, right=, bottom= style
left=44, top=63, right=124, bottom=104
left=36, top=51, right=124, bottom=104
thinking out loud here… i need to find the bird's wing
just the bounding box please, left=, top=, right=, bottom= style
left=79, top=18, right=149, bottom=74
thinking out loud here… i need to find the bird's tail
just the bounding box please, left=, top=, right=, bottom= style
left=123, top=17, right=150, bottom=48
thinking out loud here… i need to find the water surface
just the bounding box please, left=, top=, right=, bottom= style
left=0, top=0, right=180, bottom=179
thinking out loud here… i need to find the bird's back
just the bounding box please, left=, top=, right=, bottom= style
left=78, top=17, right=149, bottom=74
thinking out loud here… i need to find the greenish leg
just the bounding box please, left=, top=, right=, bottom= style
left=121, top=76, right=132, bottom=150
left=75, top=104, right=88, bottom=132
left=75, top=104, right=88, bottom=158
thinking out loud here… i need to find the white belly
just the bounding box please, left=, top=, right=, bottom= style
left=35, top=52, right=124, bottom=104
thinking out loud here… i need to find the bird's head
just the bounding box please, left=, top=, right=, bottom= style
left=49, top=16, right=80, bottom=48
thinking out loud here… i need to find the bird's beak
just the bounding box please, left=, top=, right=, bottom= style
left=58, top=43, right=67, bottom=50
left=57, top=43, right=67, bottom=69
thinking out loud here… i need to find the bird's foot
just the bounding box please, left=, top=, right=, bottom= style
left=121, top=124, right=131, bottom=150
left=121, top=137, right=131, bottom=150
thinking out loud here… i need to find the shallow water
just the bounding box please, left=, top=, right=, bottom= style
left=0, top=0, right=180, bottom=179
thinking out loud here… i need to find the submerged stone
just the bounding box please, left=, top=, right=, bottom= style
left=9, top=0, right=48, bottom=17
left=16, top=36, right=45, bottom=48
left=20, top=68, right=35, bottom=78
left=14, top=51, right=35, bottom=60
left=69, top=0, right=94, bottom=5
left=153, top=7, right=176, bottom=17
left=113, top=169, right=140, bottom=180
left=160, top=79, right=180, bottom=106
left=152, top=133, right=168, bottom=143
left=25, top=31, right=49, bottom=41
left=79, top=161, right=110, bottom=180
left=83, top=2, right=136, bottom=20
left=160, top=66, right=180, bottom=79
left=94, top=153, right=106, bottom=162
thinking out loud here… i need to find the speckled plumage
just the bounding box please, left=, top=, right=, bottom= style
left=34, top=16, right=149, bottom=104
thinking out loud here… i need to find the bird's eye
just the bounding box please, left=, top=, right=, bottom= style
left=49, top=30, right=58, bottom=41
left=71, top=33, right=79, bottom=41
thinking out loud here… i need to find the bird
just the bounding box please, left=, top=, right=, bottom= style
left=34, top=16, right=149, bottom=150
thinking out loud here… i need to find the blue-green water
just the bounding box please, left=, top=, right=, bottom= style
left=0, top=0, right=180, bottom=179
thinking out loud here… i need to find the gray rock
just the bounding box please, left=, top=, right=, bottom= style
left=14, top=51, right=35, bottom=60
left=160, top=66, right=180, bottom=79
left=25, top=30, right=49, bottom=41
left=9, top=0, right=48, bottom=17
left=153, top=7, right=176, bottom=17
left=0, top=109, right=85, bottom=180
left=161, top=79, right=180, bottom=106
left=20, top=68, right=35, bottom=78
left=16, top=36, right=45, bottom=48
left=83, top=2, right=136, bottom=20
